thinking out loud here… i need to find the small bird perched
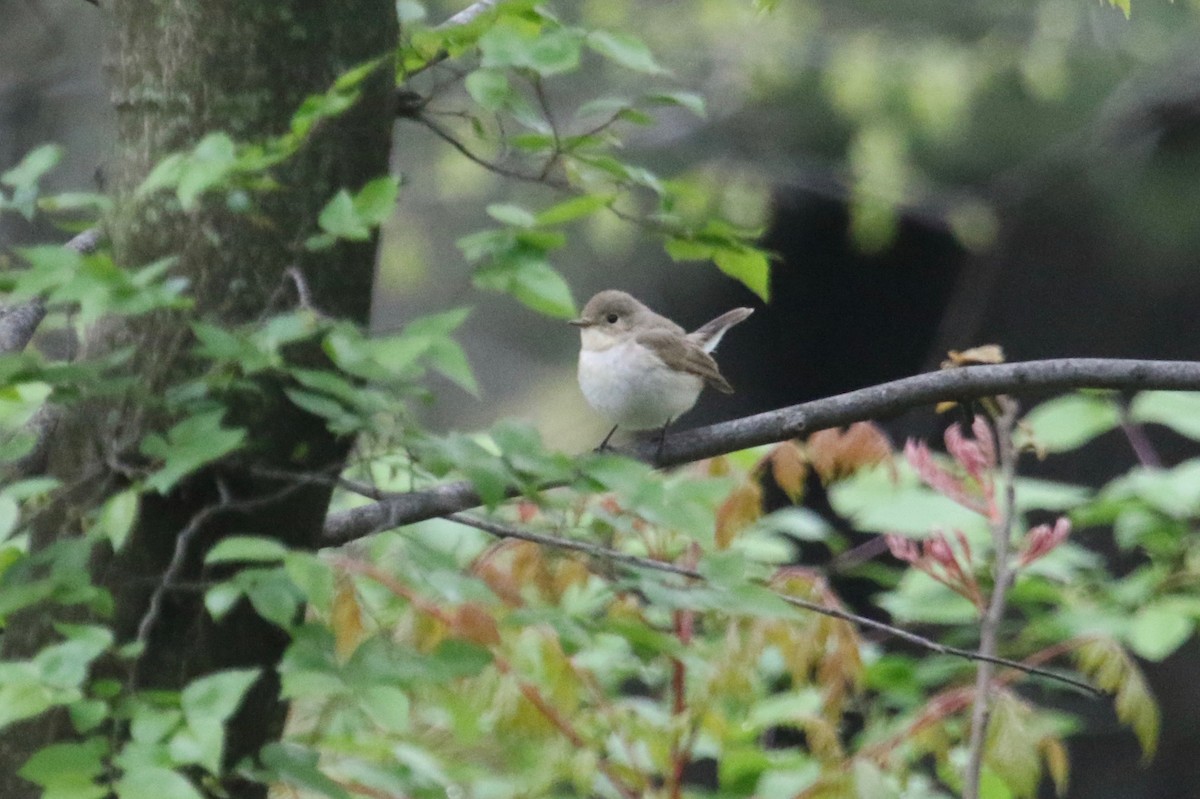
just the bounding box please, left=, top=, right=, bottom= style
left=570, top=290, right=754, bottom=453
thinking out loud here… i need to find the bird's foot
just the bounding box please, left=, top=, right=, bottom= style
left=594, top=424, right=620, bottom=453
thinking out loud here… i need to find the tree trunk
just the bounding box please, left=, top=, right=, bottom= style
left=0, top=2, right=396, bottom=796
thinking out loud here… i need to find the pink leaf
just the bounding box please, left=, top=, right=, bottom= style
left=905, top=438, right=989, bottom=516
left=886, top=533, right=920, bottom=563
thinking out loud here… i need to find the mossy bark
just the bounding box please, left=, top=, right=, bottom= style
left=0, top=2, right=396, bottom=796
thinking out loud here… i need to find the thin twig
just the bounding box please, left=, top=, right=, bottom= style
left=448, top=512, right=1099, bottom=694
left=285, top=266, right=327, bottom=317
left=416, top=113, right=570, bottom=189
left=134, top=506, right=221, bottom=658
left=531, top=76, right=563, bottom=181
left=131, top=476, right=309, bottom=685
left=1117, top=396, right=1162, bottom=469
left=964, top=398, right=1021, bottom=799
left=323, top=358, right=1200, bottom=544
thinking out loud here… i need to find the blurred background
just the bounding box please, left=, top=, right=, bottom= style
left=6, top=0, right=1200, bottom=795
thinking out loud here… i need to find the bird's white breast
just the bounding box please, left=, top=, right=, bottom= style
left=577, top=338, right=703, bottom=430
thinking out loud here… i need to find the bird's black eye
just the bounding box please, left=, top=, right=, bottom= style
left=605, top=313, right=619, bottom=324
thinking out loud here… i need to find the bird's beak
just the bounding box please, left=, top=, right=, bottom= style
left=568, top=317, right=591, bottom=328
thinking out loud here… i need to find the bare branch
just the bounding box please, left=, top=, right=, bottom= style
left=401, top=0, right=505, bottom=80
left=438, top=0, right=503, bottom=29
left=450, top=512, right=1099, bottom=694
left=0, top=227, right=103, bottom=475
left=323, top=358, right=1200, bottom=544
left=0, top=227, right=101, bottom=356
left=4, top=405, right=62, bottom=478
left=65, top=227, right=103, bottom=254
left=0, top=301, right=47, bottom=355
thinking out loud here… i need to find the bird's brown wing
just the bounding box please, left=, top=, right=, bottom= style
left=636, top=329, right=735, bottom=393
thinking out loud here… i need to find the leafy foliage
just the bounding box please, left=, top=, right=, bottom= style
left=1, top=2, right=1197, bottom=799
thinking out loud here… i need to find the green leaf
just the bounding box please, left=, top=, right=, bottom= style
left=665, top=237, right=716, bottom=262
left=479, top=22, right=583, bottom=76
left=205, top=536, right=289, bottom=565
left=96, top=489, right=139, bottom=551
left=0, top=666, right=58, bottom=730
left=852, top=760, right=898, bottom=799
left=137, top=153, right=186, bottom=198
left=1130, top=391, right=1200, bottom=441
left=1075, top=638, right=1159, bottom=760
left=719, top=746, right=773, bottom=795
left=1022, top=394, right=1120, bottom=453
left=472, top=250, right=577, bottom=319
left=241, top=568, right=304, bottom=627
left=1128, top=600, right=1194, bottom=661
left=141, top=411, right=246, bottom=494
left=317, top=189, right=371, bottom=241
left=426, top=338, right=479, bottom=396
left=38, top=191, right=111, bottom=214
left=2, top=144, right=63, bottom=190
left=527, top=28, right=586, bottom=76
left=427, top=639, right=493, bottom=678
left=19, top=738, right=108, bottom=799
left=352, top=176, right=400, bottom=226
left=358, top=685, right=411, bottom=731
left=476, top=23, right=532, bottom=69
left=284, top=389, right=360, bottom=434
left=486, top=203, right=537, bottom=228
left=261, top=742, right=352, bottom=799
left=69, top=699, right=110, bottom=733
left=204, top=582, right=243, bottom=621
left=458, top=228, right=515, bottom=262
left=714, top=246, right=771, bottom=301
left=586, top=31, right=667, bottom=75
left=0, top=494, right=18, bottom=543
left=745, top=690, right=822, bottom=731
left=510, top=260, right=577, bottom=318
left=985, top=693, right=1041, bottom=799
left=168, top=724, right=220, bottom=772
left=182, top=668, right=260, bottom=728
left=405, top=306, right=471, bottom=337
left=464, top=69, right=513, bottom=112
left=829, top=464, right=986, bottom=535
left=37, top=625, right=114, bottom=689
left=116, top=767, right=203, bottom=799
left=534, top=194, right=612, bottom=226
left=646, top=91, right=707, bottom=117
left=1102, top=459, right=1200, bottom=518
left=177, top=132, right=238, bottom=210
left=284, top=552, right=335, bottom=615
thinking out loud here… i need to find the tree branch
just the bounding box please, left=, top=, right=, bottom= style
left=0, top=301, right=46, bottom=356
left=0, top=228, right=102, bottom=475
left=448, top=512, right=1099, bottom=694
left=323, top=358, right=1200, bottom=544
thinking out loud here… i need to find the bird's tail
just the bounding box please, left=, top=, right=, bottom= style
left=689, top=307, right=754, bottom=353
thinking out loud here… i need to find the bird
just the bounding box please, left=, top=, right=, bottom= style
left=569, top=290, right=754, bottom=455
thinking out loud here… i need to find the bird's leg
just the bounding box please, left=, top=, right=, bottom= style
left=655, top=418, right=673, bottom=462
left=596, top=424, right=619, bottom=452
